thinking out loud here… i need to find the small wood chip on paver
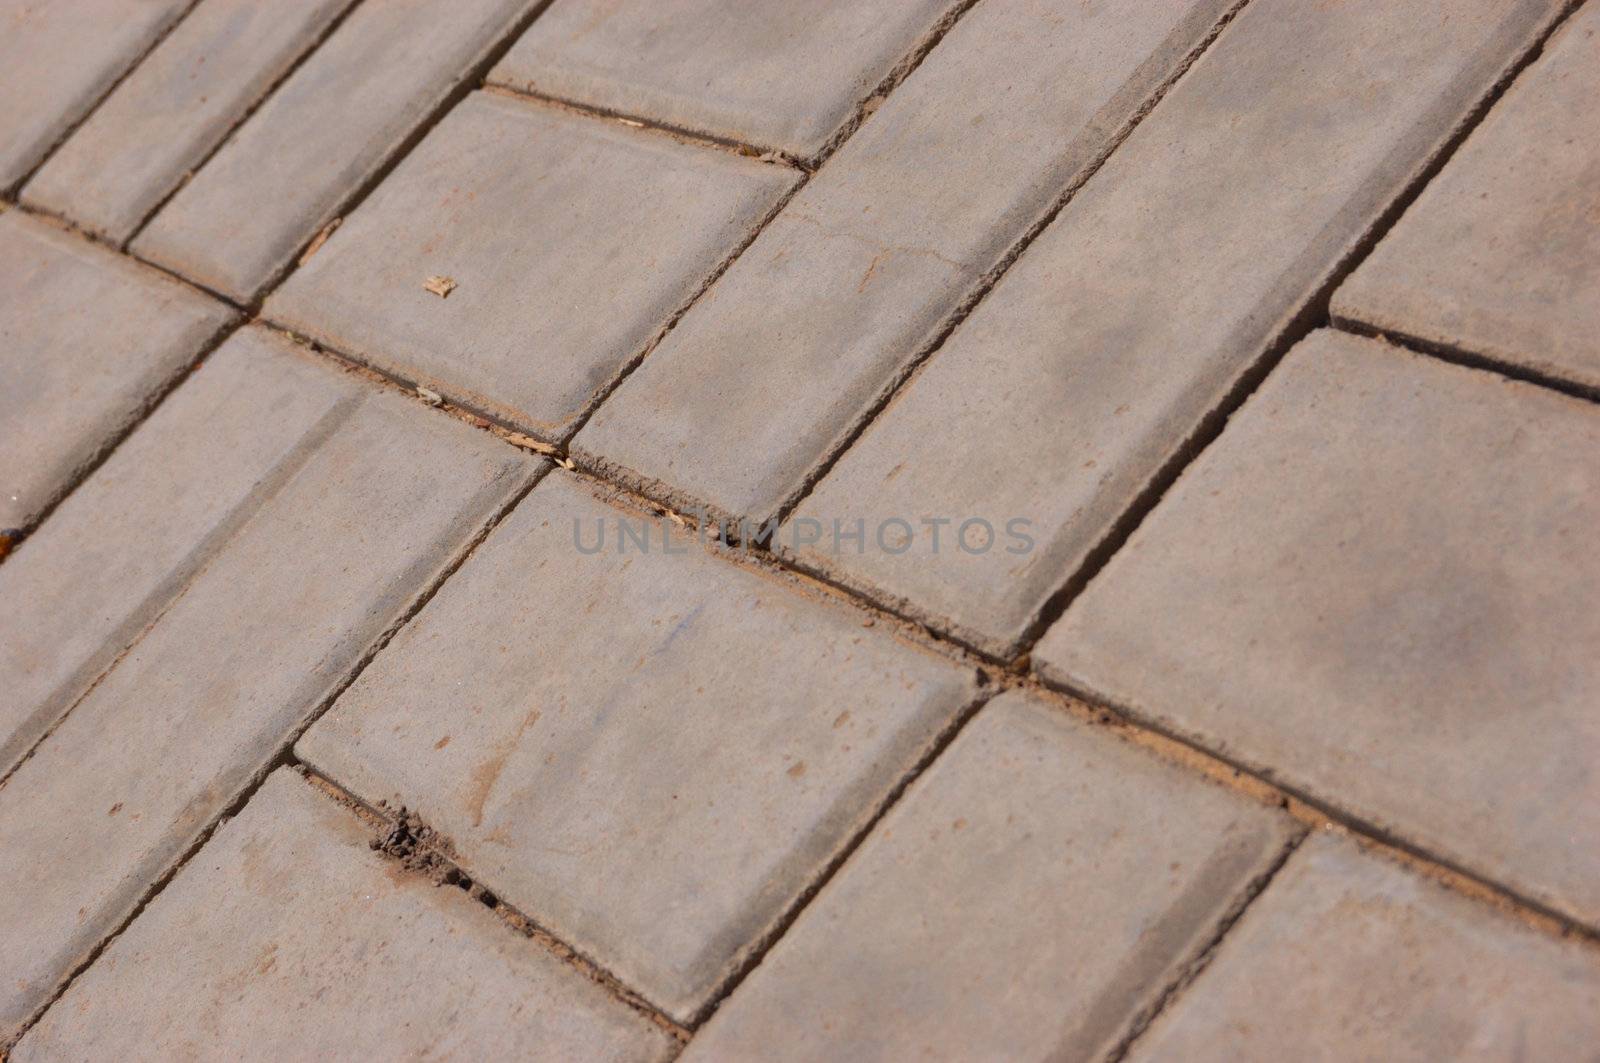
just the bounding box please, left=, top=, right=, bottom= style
left=684, top=691, right=1295, bottom=1060
left=265, top=91, right=796, bottom=444
left=1333, top=2, right=1600, bottom=395
left=296, top=472, right=978, bottom=1023
left=783, top=0, right=1570, bottom=658
left=22, top=0, right=352, bottom=244
left=1038, top=329, right=1600, bottom=929
left=1129, top=833, right=1600, bottom=1061
left=0, top=212, right=235, bottom=533
left=572, top=0, right=1237, bottom=526
left=0, top=384, right=537, bottom=1042
left=132, top=0, right=543, bottom=302
left=12, top=770, right=675, bottom=1062
left=0, top=0, right=190, bottom=189
left=488, top=0, right=961, bottom=160
left=0, top=325, right=359, bottom=775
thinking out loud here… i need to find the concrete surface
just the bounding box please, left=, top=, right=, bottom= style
left=132, top=0, right=538, bottom=302
left=0, top=390, right=533, bottom=1041
left=686, top=691, right=1295, bottom=1060
left=1130, top=833, right=1600, bottom=1062
left=23, top=0, right=352, bottom=243
left=298, top=472, right=977, bottom=1022
left=573, top=0, right=1235, bottom=526
left=0, top=0, right=190, bottom=190
left=489, top=0, right=960, bottom=160
left=0, top=210, right=234, bottom=533
left=13, top=769, right=676, bottom=1062
left=783, top=0, right=1569, bottom=658
left=1333, top=2, right=1600, bottom=396
left=1039, top=330, right=1600, bottom=928
left=0, top=325, right=358, bottom=774
left=267, top=91, right=795, bottom=442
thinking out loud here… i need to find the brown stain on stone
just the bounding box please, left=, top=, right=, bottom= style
left=466, top=708, right=541, bottom=828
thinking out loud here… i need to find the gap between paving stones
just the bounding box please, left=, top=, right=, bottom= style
left=0, top=454, right=546, bottom=1052
left=294, top=766, right=693, bottom=1048
left=0, top=0, right=208, bottom=200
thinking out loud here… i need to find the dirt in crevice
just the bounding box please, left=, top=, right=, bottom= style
left=368, top=803, right=462, bottom=887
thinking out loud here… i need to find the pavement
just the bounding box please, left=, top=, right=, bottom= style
left=2, top=0, right=1598, bottom=1058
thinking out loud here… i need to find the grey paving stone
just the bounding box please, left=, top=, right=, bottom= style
left=267, top=91, right=795, bottom=443
left=1130, top=833, right=1600, bottom=1062
left=1333, top=3, right=1600, bottom=396
left=0, top=211, right=235, bottom=533
left=1038, top=330, right=1600, bottom=928
left=0, top=392, right=535, bottom=1041
left=572, top=0, right=1236, bottom=526
left=131, top=0, right=538, bottom=303
left=0, top=325, right=360, bottom=776
left=23, top=0, right=352, bottom=244
left=488, top=0, right=960, bottom=160
left=296, top=472, right=977, bottom=1022
left=686, top=691, right=1295, bottom=1061
left=782, top=0, right=1568, bottom=658
left=0, top=0, right=190, bottom=190
left=14, top=770, right=675, bottom=1062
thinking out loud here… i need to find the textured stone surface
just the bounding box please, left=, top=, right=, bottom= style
left=297, top=472, right=977, bottom=1022
left=0, top=393, right=534, bottom=1041
left=0, top=326, right=358, bottom=774
left=573, top=0, right=1235, bottom=525
left=14, top=770, right=675, bottom=1062
left=1333, top=3, right=1600, bottom=396
left=1039, top=330, right=1600, bottom=927
left=0, top=0, right=190, bottom=189
left=0, top=211, right=234, bottom=533
left=24, top=0, right=352, bottom=243
left=268, top=92, right=794, bottom=442
left=132, top=0, right=537, bottom=302
left=784, top=0, right=1567, bottom=657
left=489, top=0, right=958, bottom=160
left=687, top=691, right=1294, bottom=1060
left=1130, top=833, right=1600, bottom=1062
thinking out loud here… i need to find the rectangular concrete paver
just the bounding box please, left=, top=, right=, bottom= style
left=0, top=211, right=235, bottom=534
left=267, top=92, right=795, bottom=443
left=1333, top=3, right=1600, bottom=396
left=488, top=0, right=960, bottom=161
left=131, top=0, right=538, bottom=302
left=1038, top=330, right=1600, bottom=928
left=1130, top=833, right=1600, bottom=1062
left=296, top=472, right=978, bottom=1022
left=13, top=770, right=675, bottom=1062
left=0, top=389, right=535, bottom=1041
left=0, top=325, right=359, bottom=775
left=0, top=0, right=191, bottom=190
left=783, top=0, right=1568, bottom=658
left=572, top=0, right=1236, bottom=526
left=685, top=691, right=1295, bottom=1061
left=22, top=0, right=353, bottom=244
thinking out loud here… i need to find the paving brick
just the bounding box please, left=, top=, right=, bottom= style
left=488, top=0, right=960, bottom=160
left=131, top=0, right=538, bottom=303
left=1038, top=330, right=1600, bottom=927
left=267, top=92, right=796, bottom=443
left=0, top=392, right=535, bottom=1040
left=296, top=472, right=977, bottom=1022
left=0, top=0, right=191, bottom=190
left=1129, top=833, right=1600, bottom=1061
left=1333, top=3, right=1600, bottom=397
left=0, top=325, right=360, bottom=775
left=0, top=211, right=234, bottom=533
left=573, top=0, right=1236, bottom=526
left=23, top=0, right=352, bottom=244
left=782, top=0, right=1567, bottom=658
left=14, top=770, right=674, bottom=1061
left=686, top=691, right=1294, bottom=1060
